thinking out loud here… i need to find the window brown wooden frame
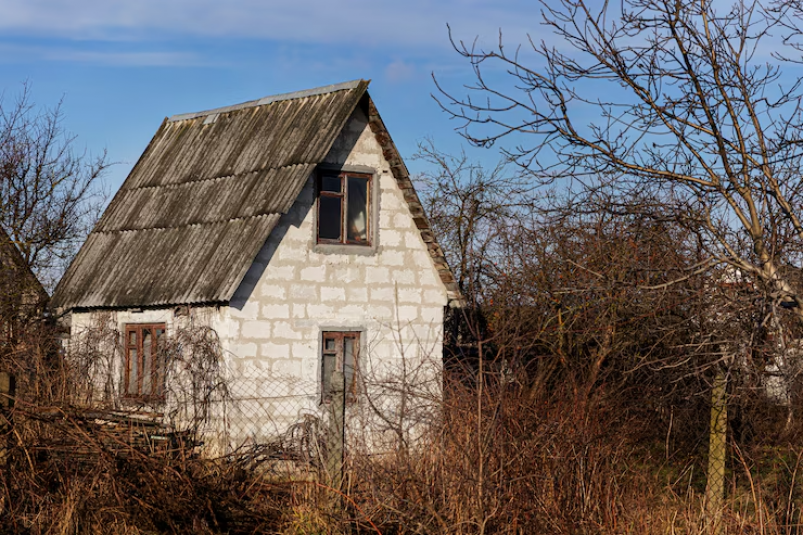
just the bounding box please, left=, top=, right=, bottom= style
left=321, top=331, right=360, bottom=404
left=316, top=171, right=371, bottom=246
left=124, top=323, right=166, bottom=401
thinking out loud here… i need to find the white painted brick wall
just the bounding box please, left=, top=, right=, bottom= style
left=320, top=286, right=345, bottom=302
left=347, top=287, right=368, bottom=302
left=370, top=286, right=395, bottom=302
left=300, top=265, right=327, bottom=281
left=242, top=321, right=269, bottom=339
left=365, top=266, right=390, bottom=284
left=272, top=359, right=302, bottom=377
left=260, top=342, right=290, bottom=359
left=260, top=303, right=290, bottom=319
left=264, top=265, right=295, bottom=281
left=395, top=306, right=419, bottom=323
left=397, top=288, right=422, bottom=304
left=381, top=250, right=405, bottom=266
left=260, top=284, right=286, bottom=300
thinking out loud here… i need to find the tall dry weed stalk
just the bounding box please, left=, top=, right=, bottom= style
left=344, top=370, right=642, bottom=534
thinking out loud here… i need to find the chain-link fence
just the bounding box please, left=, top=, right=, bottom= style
left=9, top=316, right=803, bottom=533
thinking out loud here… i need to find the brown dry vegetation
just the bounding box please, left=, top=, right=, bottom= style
left=1, top=315, right=803, bottom=535
left=3, top=370, right=803, bottom=535
left=1, top=149, right=801, bottom=535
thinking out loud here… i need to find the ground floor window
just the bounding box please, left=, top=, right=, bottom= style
left=124, top=323, right=166, bottom=400
left=321, top=331, right=360, bottom=403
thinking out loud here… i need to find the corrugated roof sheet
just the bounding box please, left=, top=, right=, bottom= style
left=52, top=80, right=369, bottom=309
left=0, top=228, right=49, bottom=307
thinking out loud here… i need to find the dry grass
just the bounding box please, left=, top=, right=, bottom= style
left=0, top=324, right=801, bottom=534
left=1, top=377, right=803, bottom=534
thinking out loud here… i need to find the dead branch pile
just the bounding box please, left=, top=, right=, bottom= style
left=0, top=406, right=297, bottom=534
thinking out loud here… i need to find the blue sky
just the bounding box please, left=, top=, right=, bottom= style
left=0, top=0, right=542, bottom=193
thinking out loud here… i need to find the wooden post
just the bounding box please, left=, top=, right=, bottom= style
left=326, top=370, right=345, bottom=491
left=0, top=371, right=14, bottom=478
left=0, top=372, right=15, bottom=409
left=705, top=368, right=727, bottom=535
left=0, top=371, right=10, bottom=517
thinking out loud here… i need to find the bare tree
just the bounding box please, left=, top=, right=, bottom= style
left=436, top=3, right=803, bottom=525
left=437, top=0, right=803, bottom=330
left=0, top=83, right=108, bottom=289
left=414, top=141, right=533, bottom=309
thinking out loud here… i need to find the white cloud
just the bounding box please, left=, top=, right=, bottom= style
left=0, top=0, right=539, bottom=49
left=0, top=42, right=203, bottom=66
left=384, top=59, right=416, bottom=82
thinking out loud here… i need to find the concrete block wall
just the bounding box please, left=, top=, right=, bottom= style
left=221, top=106, right=449, bottom=446
left=68, top=306, right=223, bottom=409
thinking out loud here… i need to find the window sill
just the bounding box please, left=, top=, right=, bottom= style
left=313, top=242, right=378, bottom=256
left=120, top=395, right=166, bottom=408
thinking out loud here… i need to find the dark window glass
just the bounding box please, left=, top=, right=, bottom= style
left=344, top=336, right=356, bottom=392
left=317, top=172, right=371, bottom=245
left=322, top=353, right=336, bottom=402
left=127, top=349, right=138, bottom=394
left=321, top=176, right=342, bottom=192
left=346, top=177, right=368, bottom=243
left=142, top=329, right=152, bottom=395
left=319, top=196, right=342, bottom=241
left=154, top=328, right=166, bottom=396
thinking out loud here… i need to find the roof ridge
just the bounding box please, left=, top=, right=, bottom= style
left=168, top=79, right=367, bottom=123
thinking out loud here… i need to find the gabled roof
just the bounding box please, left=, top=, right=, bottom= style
left=0, top=228, right=48, bottom=309
left=52, top=80, right=459, bottom=310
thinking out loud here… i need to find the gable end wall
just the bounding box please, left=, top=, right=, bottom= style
left=217, top=106, right=447, bottom=443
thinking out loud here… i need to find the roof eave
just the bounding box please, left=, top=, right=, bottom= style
left=364, top=96, right=463, bottom=306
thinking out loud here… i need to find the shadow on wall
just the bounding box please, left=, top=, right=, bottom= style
left=228, top=109, right=363, bottom=312
left=228, top=190, right=312, bottom=312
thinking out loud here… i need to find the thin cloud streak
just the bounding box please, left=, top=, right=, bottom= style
left=0, top=0, right=540, bottom=49
left=0, top=42, right=205, bottom=66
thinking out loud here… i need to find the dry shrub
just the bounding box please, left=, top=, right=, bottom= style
left=0, top=319, right=299, bottom=535
left=3, top=313, right=803, bottom=533
left=0, top=410, right=300, bottom=534
left=4, top=348, right=803, bottom=534
left=344, top=371, right=657, bottom=535
left=338, top=371, right=803, bottom=535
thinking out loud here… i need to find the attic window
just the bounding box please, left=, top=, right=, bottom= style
left=317, top=172, right=370, bottom=245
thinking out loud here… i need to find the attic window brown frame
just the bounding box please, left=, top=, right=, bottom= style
left=123, top=323, right=166, bottom=401
left=316, top=171, right=371, bottom=246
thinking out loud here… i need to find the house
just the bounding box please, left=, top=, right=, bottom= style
left=51, top=80, right=460, bottom=452
left=0, top=228, right=48, bottom=343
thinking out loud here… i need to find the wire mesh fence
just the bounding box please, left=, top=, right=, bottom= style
left=7, top=318, right=803, bottom=533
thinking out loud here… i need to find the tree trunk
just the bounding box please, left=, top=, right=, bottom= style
left=705, top=368, right=728, bottom=535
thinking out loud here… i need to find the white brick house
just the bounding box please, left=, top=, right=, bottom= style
left=51, top=80, right=460, bottom=451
